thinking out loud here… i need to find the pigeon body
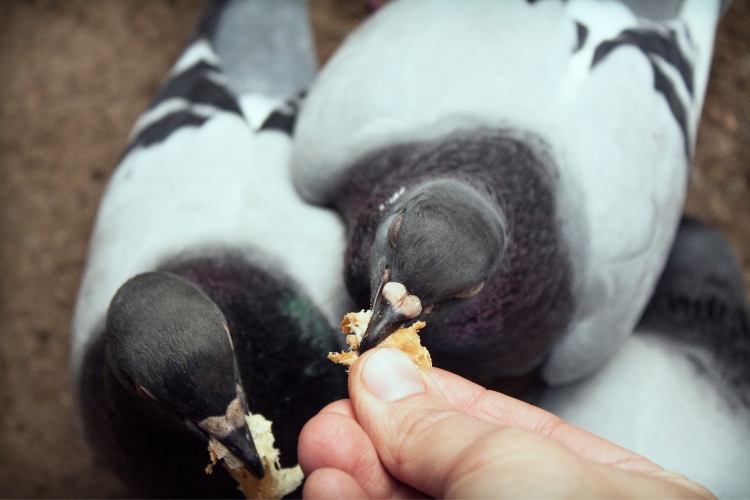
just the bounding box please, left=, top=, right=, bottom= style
left=71, top=0, right=349, bottom=496
left=292, top=0, right=724, bottom=385
left=535, top=217, right=750, bottom=498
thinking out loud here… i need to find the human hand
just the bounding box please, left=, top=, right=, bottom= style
left=299, top=347, right=714, bottom=499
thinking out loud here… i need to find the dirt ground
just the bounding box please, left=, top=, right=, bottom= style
left=0, top=0, right=748, bottom=497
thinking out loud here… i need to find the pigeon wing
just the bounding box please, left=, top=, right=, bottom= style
left=541, top=0, right=722, bottom=384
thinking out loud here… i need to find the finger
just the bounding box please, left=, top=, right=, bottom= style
left=348, top=347, right=713, bottom=499
left=298, top=399, right=425, bottom=499
left=303, top=468, right=369, bottom=499
left=429, top=366, right=710, bottom=491
left=347, top=347, right=528, bottom=498
left=429, top=368, right=656, bottom=472
left=298, top=406, right=388, bottom=495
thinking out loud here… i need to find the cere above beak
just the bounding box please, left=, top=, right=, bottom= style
left=358, top=279, right=422, bottom=354
left=189, top=393, right=266, bottom=480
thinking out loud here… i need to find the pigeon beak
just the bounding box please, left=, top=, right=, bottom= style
left=185, top=415, right=265, bottom=479
left=216, top=423, right=265, bottom=479
left=228, top=369, right=266, bottom=480
left=359, top=278, right=422, bottom=354
left=190, top=377, right=266, bottom=480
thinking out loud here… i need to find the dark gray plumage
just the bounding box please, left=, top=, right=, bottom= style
left=338, top=131, right=574, bottom=385
left=370, top=179, right=506, bottom=304
left=638, top=217, right=750, bottom=408
left=106, top=272, right=238, bottom=421
left=81, top=259, right=346, bottom=498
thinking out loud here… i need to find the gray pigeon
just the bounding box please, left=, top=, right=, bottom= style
left=70, top=1, right=349, bottom=496
left=292, top=0, right=730, bottom=387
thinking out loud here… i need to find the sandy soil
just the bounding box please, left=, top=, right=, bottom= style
left=0, top=0, right=747, bottom=497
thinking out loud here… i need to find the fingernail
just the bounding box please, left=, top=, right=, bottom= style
left=362, top=348, right=425, bottom=402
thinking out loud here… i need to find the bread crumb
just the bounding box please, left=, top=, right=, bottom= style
left=206, top=413, right=303, bottom=500
left=328, top=310, right=432, bottom=372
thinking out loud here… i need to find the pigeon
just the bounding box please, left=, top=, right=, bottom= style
left=70, top=0, right=350, bottom=497
left=534, top=217, right=750, bottom=498
left=292, top=0, right=730, bottom=387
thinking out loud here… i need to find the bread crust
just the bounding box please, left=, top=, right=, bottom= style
left=205, top=413, right=303, bottom=500
left=328, top=310, right=432, bottom=372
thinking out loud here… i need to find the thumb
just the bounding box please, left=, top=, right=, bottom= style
left=348, top=347, right=560, bottom=498
left=348, top=347, right=711, bottom=499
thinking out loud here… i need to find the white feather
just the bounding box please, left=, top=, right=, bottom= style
left=170, top=38, right=221, bottom=75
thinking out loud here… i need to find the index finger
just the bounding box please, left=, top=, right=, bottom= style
left=429, top=367, right=662, bottom=475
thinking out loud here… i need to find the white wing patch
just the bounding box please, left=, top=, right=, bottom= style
left=544, top=0, right=720, bottom=384
left=238, top=93, right=287, bottom=131
left=170, top=38, right=222, bottom=75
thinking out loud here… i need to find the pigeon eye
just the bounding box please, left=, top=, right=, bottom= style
left=454, top=280, right=485, bottom=299
left=135, top=383, right=158, bottom=401
left=388, top=213, right=405, bottom=248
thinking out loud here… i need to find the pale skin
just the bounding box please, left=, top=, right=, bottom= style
left=299, top=347, right=715, bottom=499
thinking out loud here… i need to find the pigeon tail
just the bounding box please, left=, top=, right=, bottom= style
left=638, top=216, right=750, bottom=409
left=203, top=0, right=317, bottom=98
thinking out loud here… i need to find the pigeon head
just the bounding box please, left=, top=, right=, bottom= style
left=359, top=179, right=507, bottom=352
left=105, top=272, right=265, bottom=479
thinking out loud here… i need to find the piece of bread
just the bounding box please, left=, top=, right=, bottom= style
left=328, top=310, right=432, bottom=372
left=206, top=413, right=303, bottom=500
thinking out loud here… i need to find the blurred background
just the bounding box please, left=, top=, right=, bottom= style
left=0, top=0, right=748, bottom=497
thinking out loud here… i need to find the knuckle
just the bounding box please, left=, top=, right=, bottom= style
left=386, top=403, right=455, bottom=468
